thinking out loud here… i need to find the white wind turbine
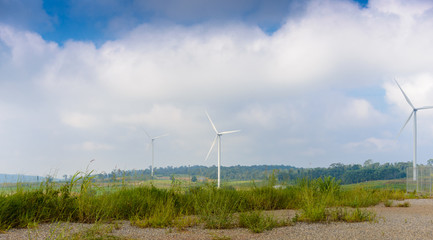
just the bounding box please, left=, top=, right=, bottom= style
left=205, top=111, right=240, bottom=188
left=144, top=130, right=168, bottom=178
left=395, top=79, right=433, bottom=181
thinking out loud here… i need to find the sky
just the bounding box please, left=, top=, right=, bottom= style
left=1, top=0, right=433, bottom=177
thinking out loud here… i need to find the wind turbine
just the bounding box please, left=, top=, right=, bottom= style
left=395, top=79, right=433, bottom=181
left=144, top=131, right=168, bottom=178
left=205, top=111, right=240, bottom=188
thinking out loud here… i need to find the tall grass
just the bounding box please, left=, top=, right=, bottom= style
left=0, top=174, right=407, bottom=231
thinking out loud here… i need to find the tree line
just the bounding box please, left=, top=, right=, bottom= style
left=95, top=160, right=413, bottom=185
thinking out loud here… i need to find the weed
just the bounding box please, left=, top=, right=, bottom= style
left=342, top=208, right=376, bottom=222
left=238, top=211, right=283, bottom=233
left=173, top=215, right=198, bottom=231
left=26, top=222, right=38, bottom=229
left=210, top=233, right=232, bottom=240
left=397, top=201, right=410, bottom=207
left=328, top=208, right=376, bottom=222
left=384, top=200, right=393, bottom=207
left=58, top=223, right=121, bottom=240
left=194, top=186, right=238, bottom=229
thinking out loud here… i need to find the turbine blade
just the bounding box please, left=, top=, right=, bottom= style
left=397, top=111, right=414, bottom=138
left=205, top=136, right=218, bottom=161
left=220, top=130, right=241, bottom=135
left=418, top=106, right=433, bottom=110
left=206, top=111, right=219, bottom=133
left=143, top=129, right=151, bottom=139
left=153, top=133, right=169, bottom=140
left=395, top=79, right=415, bottom=109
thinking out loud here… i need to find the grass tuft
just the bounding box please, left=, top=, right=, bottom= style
left=397, top=201, right=410, bottom=207
left=384, top=200, right=393, bottom=207
left=238, top=211, right=285, bottom=233
left=329, top=208, right=376, bottom=222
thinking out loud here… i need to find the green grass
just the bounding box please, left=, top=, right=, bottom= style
left=0, top=174, right=413, bottom=232
left=238, top=211, right=287, bottom=233
left=342, top=179, right=406, bottom=191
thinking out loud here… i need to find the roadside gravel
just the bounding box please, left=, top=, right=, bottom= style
left=1, top=199, right=433, bottom=240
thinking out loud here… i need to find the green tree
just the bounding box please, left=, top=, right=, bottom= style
left=364, top=159, right=373, bottom=167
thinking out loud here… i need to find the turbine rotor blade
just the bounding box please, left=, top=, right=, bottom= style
left=395, top=79, right=415, bottom=109
left=143, top=129, right=151, bottom=139
left=205, top=136, right=218, bottom=161
left=220, top=130, right=241, bottom=135
left=205, top=111, right=219, bottom=133
left=418, top=106, right=433, bottom=110
left=153, top=133, right=169, bottom=140
left=397, top=111, right=414, bottom=138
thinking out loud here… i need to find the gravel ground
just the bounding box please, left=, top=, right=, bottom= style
left=1, top=199, right=433, bottom=240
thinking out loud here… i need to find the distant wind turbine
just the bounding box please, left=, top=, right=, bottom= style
left=144, top=130, right=168, bottom=177
left=395, top=79, right=433, bottom=181
left=205, top=111, right=240, bottom=188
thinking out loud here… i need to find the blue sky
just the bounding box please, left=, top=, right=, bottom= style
left=1, top=0, right=433, bottom=176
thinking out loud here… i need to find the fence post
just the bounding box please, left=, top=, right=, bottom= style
left=406, top=167, right=409, bottom=193
left=429, top=166, right=432, bottom=197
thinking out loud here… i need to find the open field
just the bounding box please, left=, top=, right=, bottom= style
left=342, top=178, right=407, bottom=191
left=0, top=177, right=263, bottom=195
left=0, top=175, right=408, bottom=193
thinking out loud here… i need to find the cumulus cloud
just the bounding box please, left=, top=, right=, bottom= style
left=328, top=98, right=387, bottom=128
left=344, top=137, right=397, bottom=152
left=81, top=141, right=113, bottom=151
left=61, top=112, right=100, bottom=129
left=2, top=0, right=433, bottom=175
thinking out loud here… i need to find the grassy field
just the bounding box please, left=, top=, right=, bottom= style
left=342, top=179, right=407, bottom=191
left=0, top=171, right=410, bottom=235
left=0, top=175, right=262, bottom=195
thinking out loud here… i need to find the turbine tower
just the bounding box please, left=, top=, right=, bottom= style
left=205, top=111, right=240, bottom=188
left=395, top=79, right=433, bottom=181
left=144, top=131, right=168, bottom=178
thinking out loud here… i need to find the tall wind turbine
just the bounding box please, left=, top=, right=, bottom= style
left=205, top=111, right=240, bottom=188
left=395, top=79, right=433, bottom=181
left=144, top=131, right=168, bottom=178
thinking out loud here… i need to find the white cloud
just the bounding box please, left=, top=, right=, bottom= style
left=81, top=141, right=113, bottom=151
left=344, top=137, right=397, bottom=152
left=3, top=0, right=433, bottom=174
left=112, top=104, right=183, bottom=129
left=385, top=74, right=433, bottom=112
left=338, top=98, right=386, bottom=127
left=61, top=112, right=99, bottom=129
left=237, top=104, right=294, bottom=130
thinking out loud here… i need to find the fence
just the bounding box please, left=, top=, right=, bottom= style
left=406, top=166, right=432, bottom=195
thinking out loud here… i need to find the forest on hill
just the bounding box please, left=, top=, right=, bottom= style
left=96, top=160, right=413, bottom=185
